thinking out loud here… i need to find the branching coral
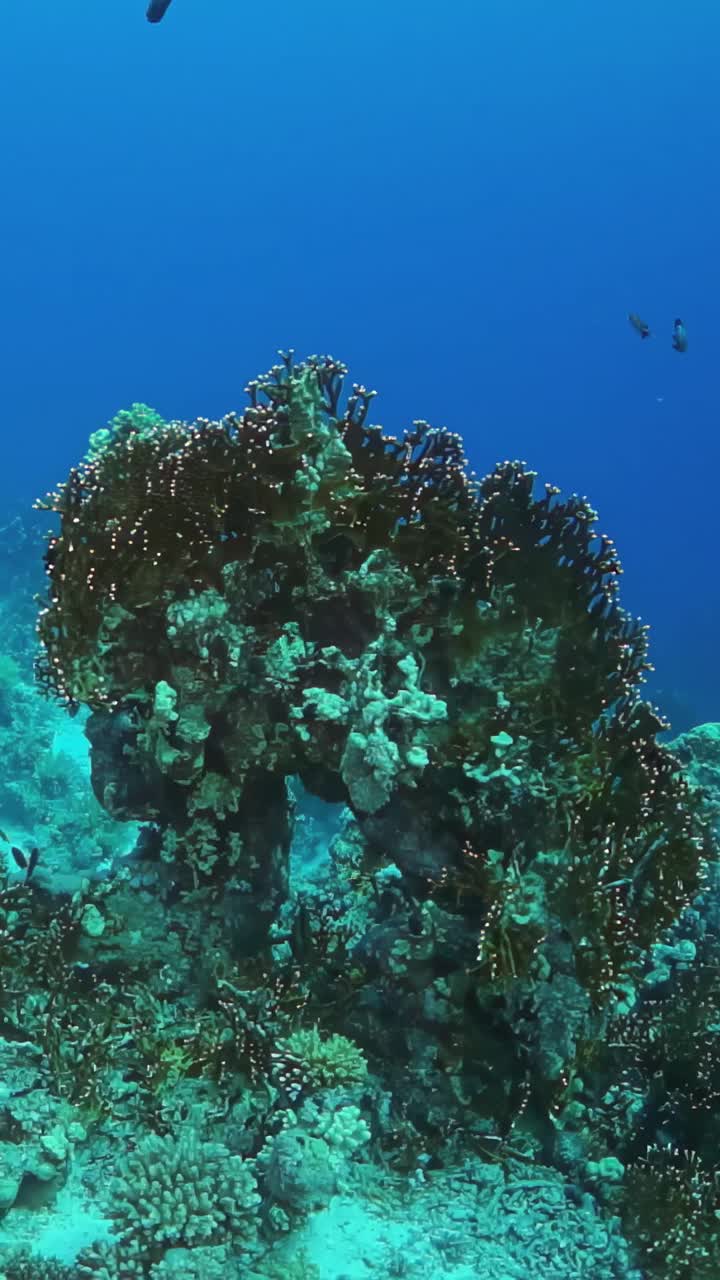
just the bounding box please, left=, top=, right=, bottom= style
left=77, top=1126, right=260, bottom=1277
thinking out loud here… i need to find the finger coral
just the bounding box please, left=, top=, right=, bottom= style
left=76, top=1126, right=260, bottom=1276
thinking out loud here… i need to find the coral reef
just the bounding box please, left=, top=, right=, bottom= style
left=0, top=353, right=711, bottom=1278
left=36, top=354, right=705, bottom=994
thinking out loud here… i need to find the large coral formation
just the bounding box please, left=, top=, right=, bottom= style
left=24, top=354, right=716, bottom=1277
left=36, top=355, right=705, bottom=974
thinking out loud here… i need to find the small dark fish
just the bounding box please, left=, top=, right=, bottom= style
left=9, top=844, right=40, bottom=880
left=628, top=312, right=651, bottom=339
left=672, top=318, right=688, bottom=353
left=147, top=0, right=174, bottom=22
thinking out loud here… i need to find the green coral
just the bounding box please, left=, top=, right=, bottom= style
left=273, top=1026, right=368, bottom=1088
left=87, top=403, right=167, bottom=461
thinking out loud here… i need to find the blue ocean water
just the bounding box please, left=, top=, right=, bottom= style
left=0, top=0, right=717, bottom=717
left=1, top=5, right=720, bottom=1279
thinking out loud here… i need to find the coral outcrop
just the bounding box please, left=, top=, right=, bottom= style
left=26, top=354, right=716, bottom=1278
left=36, top=355, right=705, bottom=987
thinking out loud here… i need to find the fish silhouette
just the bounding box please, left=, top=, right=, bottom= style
left=628, top=312, right=651, bottom=340
left=671, top=318, right=688, bottom=353
left=147, top=0, right=174, bottom=22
